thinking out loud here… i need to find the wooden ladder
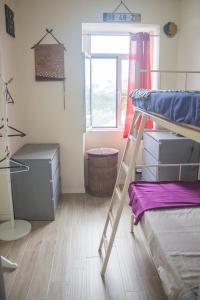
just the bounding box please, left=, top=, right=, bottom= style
left=98, top=110, right=147, bottom=276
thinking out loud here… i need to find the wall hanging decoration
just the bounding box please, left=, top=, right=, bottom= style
left=103, top=1, right=141, bottom=23
left=31, top=29, right=67, bottom=109
left=4, top=4, right=15, bottom=37
left=34, top=44, right=64, bottom=81
left=163, top=22, right=177, bottom=38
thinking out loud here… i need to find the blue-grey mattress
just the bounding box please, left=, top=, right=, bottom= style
left=131, top=91, right=200, bottom=126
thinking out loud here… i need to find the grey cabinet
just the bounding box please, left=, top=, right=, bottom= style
left=142, top=131, right=200, bottom=181
left=11, top=144, right=60, bottom=220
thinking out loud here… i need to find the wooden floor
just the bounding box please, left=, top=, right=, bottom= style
left=0, top=194, right=167, bottom=300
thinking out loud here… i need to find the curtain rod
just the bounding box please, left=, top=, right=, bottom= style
left=82, top=32, right=160, bottom=37
left=140, top=69, right=200, bottom=74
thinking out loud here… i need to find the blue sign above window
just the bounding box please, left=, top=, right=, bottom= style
left=103, top=12, right=141, bottom=23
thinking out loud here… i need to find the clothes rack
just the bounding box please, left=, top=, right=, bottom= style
left=0, top=77, right=31, bottom=270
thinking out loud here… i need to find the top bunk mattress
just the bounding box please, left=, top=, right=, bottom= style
left=131, top=91, right=200, bottom=126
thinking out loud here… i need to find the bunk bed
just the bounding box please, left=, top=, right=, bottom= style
left=128, top=90, right=200, bottom=299
left=98, top=71, right=200, bottom=300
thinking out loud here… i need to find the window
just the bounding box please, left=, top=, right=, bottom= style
left=91, top=35, right=129, bottom=54
left=85, top=34, right=129, bottom=129
left=91, top=58, right=117, bottom=127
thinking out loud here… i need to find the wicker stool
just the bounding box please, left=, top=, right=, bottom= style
left=87, top=148, right=119, bottom=197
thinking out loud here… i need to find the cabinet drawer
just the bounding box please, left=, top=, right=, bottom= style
left=50, top=150, right=59, bottom=178
left=143, top=149, right=199, bottom=181
left=53, top=184, right=60, bottom=211
left=143, top=149, right=159, bottom=177
left=142, top=165, right=180, bottom=181
left=143, top=131, right=200, bottom=163
left=143, top=132, right=161, bottom=159
left=143, top=149, right=180, bottom=180
left=142, top=167, right=156, bottom=181
left=50, top=166, right=60, bottom=197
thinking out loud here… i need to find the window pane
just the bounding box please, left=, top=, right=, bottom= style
left=91, top=58, right=117, bottom=127
left=121, top=59, right=129, bottom=124
left=91, top=35, right=129, bottom=54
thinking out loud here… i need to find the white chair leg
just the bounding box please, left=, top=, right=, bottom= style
left=1, top=256, right=17, bottom=269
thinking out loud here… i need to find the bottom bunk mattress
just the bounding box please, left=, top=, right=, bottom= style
left=129, top=181, right=200, bottom=300
left=130, top=90, right=200, bottom=126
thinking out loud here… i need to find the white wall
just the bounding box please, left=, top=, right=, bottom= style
left=177, top=0, right=200, bottom=89
left=0, top=0, right=21, bottom=220
left=16, top=0, right=87, bottom=194
left=13, top=0, right=181, bottom=196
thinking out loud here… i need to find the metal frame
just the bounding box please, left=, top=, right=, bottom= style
left=140, top=69, right=200, bottom=90
left=99, top=108, right=200, bottom=276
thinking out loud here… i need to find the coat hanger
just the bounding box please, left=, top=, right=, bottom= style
left=0, top=155, right=29, bottom=173
left=0, top=147, right=29, bottom=173
left=3, top=78, right=14, bottom=104
left=0, top=122, right=26, bottom=138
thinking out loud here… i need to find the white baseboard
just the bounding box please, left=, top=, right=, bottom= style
left=61, top=188, right=85, bottom=194
left=0, top=214, right=10, bottom=221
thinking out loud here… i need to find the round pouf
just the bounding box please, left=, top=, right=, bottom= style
left=87, top=148, right=119, bottom=197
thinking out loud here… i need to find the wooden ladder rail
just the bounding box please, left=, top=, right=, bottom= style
left=98, top=111, right=147, bottom=276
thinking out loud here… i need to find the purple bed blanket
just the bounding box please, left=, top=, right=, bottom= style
left=128, top=181, right=200, bottom=224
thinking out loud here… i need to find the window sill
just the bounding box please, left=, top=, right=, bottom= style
left=86, top=127, right=124, bottom=133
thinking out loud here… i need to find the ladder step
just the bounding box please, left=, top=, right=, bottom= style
left=108, top=211, right=114, bottom=228
left=128, top=134, right=136, bottom=141
left=103, top=234, right=108, bottom=252
left=115, top=186, right=122, bottom=200
left=122, top=161, right=129, bottom=175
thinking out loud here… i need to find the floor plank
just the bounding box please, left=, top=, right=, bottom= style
left=46, top=281, right=68, bottom=300
left=126, top=291, right=148, bottom=300
left=1, top=193, right=167, bottom=300
left=0, top=240, right=13, bottom=257
left=86, top=257, right=107, bottom=300
left=115, top=237, right=141, bottom=292
left=67, top=268, right=86, bottom=300
left=104, top=247, right=126, bottom=300
left=4, top=235, right=29, bottom=295
left=8, top=249, right=40, bottom=300
left=26, top=240, right=56, bottom=299
left=85, top=195, right=107, bottom=258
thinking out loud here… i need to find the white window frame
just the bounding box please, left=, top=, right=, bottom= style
left=83, top=26, right=160, bottom=131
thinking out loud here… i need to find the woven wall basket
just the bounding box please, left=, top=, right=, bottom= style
left=35, top=44, right=64, bottom=81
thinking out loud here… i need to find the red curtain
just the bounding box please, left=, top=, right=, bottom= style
left=123, top=32, right=153, bottom=138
